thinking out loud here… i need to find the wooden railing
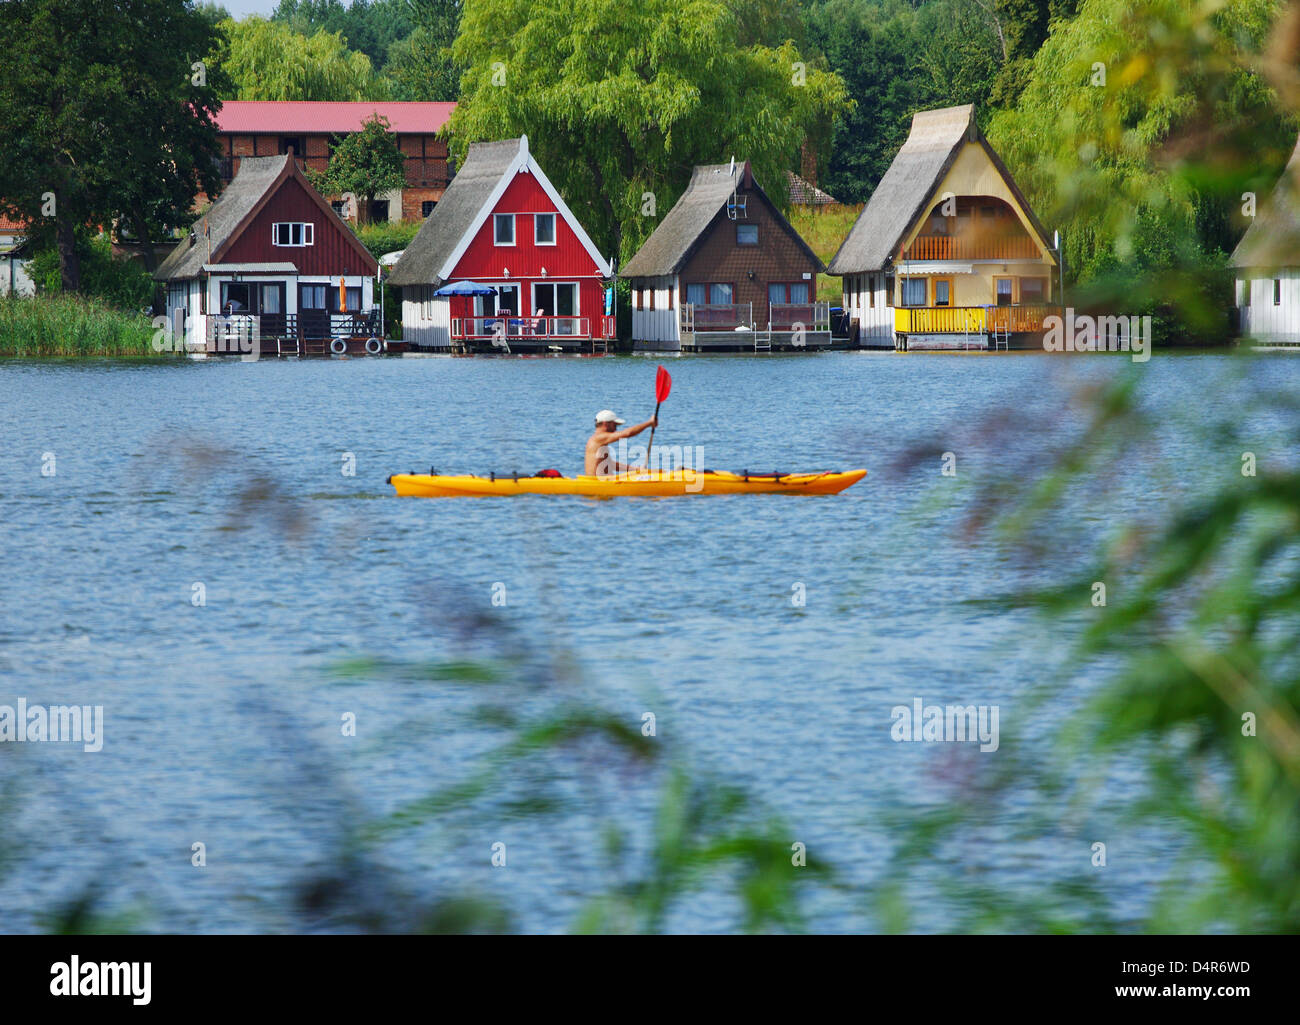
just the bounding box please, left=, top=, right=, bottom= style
left=894, top=304, right=1060, bottom=335
left=451, top=315, right=606, bottom=340
left=680, top=303, right=753, bottom=332
left=902, top=235, right=1042, bottom=261
left=769, top=301, right=831, bottom=331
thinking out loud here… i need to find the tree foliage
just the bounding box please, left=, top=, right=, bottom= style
left=308, top=114, right=408, bottom=223
left=986, top=0, right=1294, bottom=328
left=448, top=0, right=851, bottom=262
left=215, top=15, right=387, bottom=101
left=272, top=0, right=416, bottom=67
left=0, top=0, right=224, bottom=290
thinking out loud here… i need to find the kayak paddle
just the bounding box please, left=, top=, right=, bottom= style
left=645, top=365, right=671, bottom=469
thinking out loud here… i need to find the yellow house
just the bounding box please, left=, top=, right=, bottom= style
left=829, top=104, right=1061, bottom=350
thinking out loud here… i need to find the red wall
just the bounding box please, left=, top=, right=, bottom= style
left=449, top=172, right=603, bottom=280
left=445, top=169, right=607, bottom=323
left=222, top=176, right=375, bottom=276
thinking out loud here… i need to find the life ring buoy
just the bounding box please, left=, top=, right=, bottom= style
left=330, top=338, right=347, bottom=355
left=364, top=337, right=382, bottom=355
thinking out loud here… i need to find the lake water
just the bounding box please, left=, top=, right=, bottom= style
left=0, top=350, right=1293, bottom=932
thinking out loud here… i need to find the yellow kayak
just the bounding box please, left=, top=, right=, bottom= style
left=388, top=468, right=866, bottom=498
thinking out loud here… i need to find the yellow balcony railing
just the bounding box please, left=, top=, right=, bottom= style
left=894, top=306, right=986, bottom=334
left=894, top=304, right=1061, bottom=335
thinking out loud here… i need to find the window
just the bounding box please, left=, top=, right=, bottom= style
left=534, top=213, right=556, bottom=245
left=477, top=284, right=519, bottom=316
left=901, top=278, right=927, bottom=307
left=868, top=274, right=875, bottom=308
left=422, top=200, right=437, bottom=217
left=708, top=283, right=732, bottom=304
left=737, top=224, right=758, bottom=245
left=1242, top=279, right=1252, bottom=305
left=280, top=136, right=307, bottom=158
left=327, top=286, right=362, bottom=313
left=648, top=288, right=655, bottom=311
left=494, top=214, right=515, bottom=245
left=369, top=200, right=389, bottom=223
left=299, top=284, right=327, bottom=310
left=686, top=283, right=706, bottom=305
left=331, top=200, right=349, bottom=218
left=272, top=222, right=314, bottom=247
left=995, top=277, right=1014, bottom=307
left=1019, top=278, right=1047, bottom=304
left=532, top=282, right=576, bottom=317
left=933, top=279, right=952, bottom=307
left=768, top=283, right=811, bottom=304
left=1274, top=278, right=1282, bottom=306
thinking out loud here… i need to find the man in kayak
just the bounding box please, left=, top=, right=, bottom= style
left=586, top=409, right=657, bottom=476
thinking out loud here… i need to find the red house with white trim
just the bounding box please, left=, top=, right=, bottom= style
left=388, top=136, right=613, bottom=353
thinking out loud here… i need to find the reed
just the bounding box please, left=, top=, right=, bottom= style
left=0, top=294, right=167, bottom=358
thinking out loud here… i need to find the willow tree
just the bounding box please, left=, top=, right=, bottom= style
left=986, top=0, right=1294, bottom=329
left=216, top=15, right=386, bottom=100
left=447, top=0, right=851, bottom=263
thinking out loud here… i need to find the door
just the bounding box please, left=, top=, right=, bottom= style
left=298, top=282, right=330, bottom=338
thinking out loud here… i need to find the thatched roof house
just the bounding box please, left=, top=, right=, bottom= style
left=1232, top=135, right=1300, bottom=343
left=623, top=161, right=828, bottom=352
left=831, top=104, right=1058, bottom=350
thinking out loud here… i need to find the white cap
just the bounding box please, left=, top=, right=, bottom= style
left=594, top=409, right=625, bottom=425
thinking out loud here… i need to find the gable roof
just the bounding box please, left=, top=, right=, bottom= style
left=786, top=171, right=839, bottom=206
left=1231, top=134, right=1300, bottom=269
left=621, top=162, right=825, bottom=278
left=388, top=136, right=611, bottom=287
left=216, top=101, right=455, bottom=135
left=827, top=104, right=1053, bottom=274
left=155, top=154, right=377, bottom=281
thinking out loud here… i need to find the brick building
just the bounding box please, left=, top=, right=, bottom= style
left=211, top=101, right=456, bottom=223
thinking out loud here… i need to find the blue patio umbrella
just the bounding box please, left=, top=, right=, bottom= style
left=433, top=281, right=498, bottom=297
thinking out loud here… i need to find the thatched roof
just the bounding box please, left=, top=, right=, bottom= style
left=827, top=104, right=1052, bottom=275
left=622, top=162, right=824, bottom=278
left=155, top=154, right=376, bottom=281
left=786, top=171, right=838, bottom=206
left=1231, top=135, right=1300, bottom=270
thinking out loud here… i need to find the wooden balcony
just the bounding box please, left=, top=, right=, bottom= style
left=902, top=234, right=1042, bottom=261
left=894, top=304, right=1060, bottom=335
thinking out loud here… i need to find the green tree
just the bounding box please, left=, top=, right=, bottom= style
left=986, top=0, right=1293, bottom=334
left=804, top=0, right=1001, bottom=204
left=0, top=0, right=224, bottom=290
left=449, top=0, right=851, bottom=263
left=308, top=114, right=408, bottom=224
left=216, top=15, right=387, bottom=101
left=383, top=0, right=463, bottom=100
left=272, top=0, right=416, bottom=68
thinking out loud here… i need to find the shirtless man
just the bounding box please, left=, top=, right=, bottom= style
left=585, top=409, right=657, bottom=477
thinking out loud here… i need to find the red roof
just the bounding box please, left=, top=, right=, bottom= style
left=0, top=212, right=27, bottom=233
left=216, top=101, right=455, bottom=135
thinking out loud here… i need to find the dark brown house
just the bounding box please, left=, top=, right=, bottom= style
left=622, top=161, right=829, bottom=351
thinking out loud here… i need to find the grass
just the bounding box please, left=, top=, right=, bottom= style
left=788, top=202, right=863, bottom=304
left=0, top=293, right=166, bottom=358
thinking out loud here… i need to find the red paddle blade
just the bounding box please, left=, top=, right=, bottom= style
left=655, top=365, right=672, bottom=403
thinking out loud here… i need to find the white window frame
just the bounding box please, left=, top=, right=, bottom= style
left=534, top=212, right=556, bottom=246
left=494, top=213, right=515, bottom=247
left=531, top=280, right=579, bottom=317
left=272, top=222, right=314, bottom=247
